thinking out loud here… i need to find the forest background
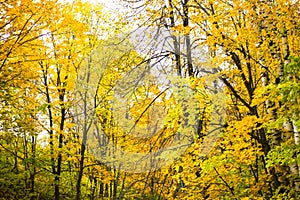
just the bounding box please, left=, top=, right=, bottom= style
left=0, top=0, right=300, bottom=199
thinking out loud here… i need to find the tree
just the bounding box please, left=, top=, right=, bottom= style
left=1, top=0, right=299, bottom=199
left=0, top=0, right=77, bottom=199
left=119, top=0, right=300, bottom=198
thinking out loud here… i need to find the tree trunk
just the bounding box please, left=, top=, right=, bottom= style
left=167, top=0, right=182, bottom=77
left=76, top=54, right=92, bottom=200
left=30, top=135, right=36, bottom=200
left=182, top=0, right=193, bottom=77
left=281, top=27, right=300, bottom=193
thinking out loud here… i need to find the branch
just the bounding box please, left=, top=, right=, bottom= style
left=214, top=167, right=236, bottom=198
left=219, top=75, right=252, bottom=111
left=129, top=87, right=170, bottom=133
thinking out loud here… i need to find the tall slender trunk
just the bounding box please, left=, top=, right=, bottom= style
left=182, top=0, right=193, bottom=77
left=76, top=53, right=92, bottom=200
left=55, top=84, right=66, bottom=200
left=30, top=135, right=36, bottom=200
left=281, top=26, right=300, bottom=193
left=42, top=65, right=56, bottom=176
left=167, top=0, right=182, bottom=77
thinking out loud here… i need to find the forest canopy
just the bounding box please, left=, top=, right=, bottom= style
left=0, top=0, right=299, bottom=199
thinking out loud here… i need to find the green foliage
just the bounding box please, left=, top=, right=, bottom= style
left=266, top=143, right=299, bottom=168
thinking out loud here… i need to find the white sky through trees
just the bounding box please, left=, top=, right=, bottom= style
left=84, top=0, right=120, bottom=10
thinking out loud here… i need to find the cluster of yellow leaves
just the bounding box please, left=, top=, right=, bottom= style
left=172, top=24, right=192, bottom=35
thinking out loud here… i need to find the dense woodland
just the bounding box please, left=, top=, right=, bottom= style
left=0, top=0, right=300, bottom=199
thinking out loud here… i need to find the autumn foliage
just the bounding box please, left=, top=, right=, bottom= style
left=0, top=0, right=299, bottom=199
